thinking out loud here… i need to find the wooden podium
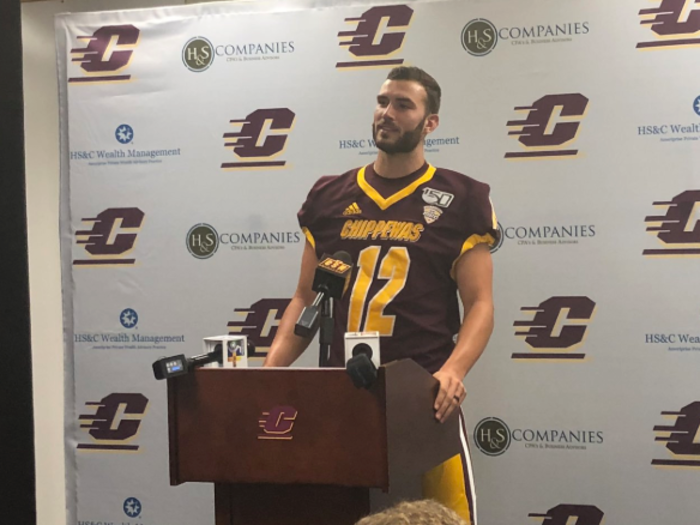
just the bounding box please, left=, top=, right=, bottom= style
left=167, top=359, right=461, bottom=525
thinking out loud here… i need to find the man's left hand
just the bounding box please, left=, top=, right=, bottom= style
left=433, top=368, right=466, bottom=423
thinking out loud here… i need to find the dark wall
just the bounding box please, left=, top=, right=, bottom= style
left=0, top=0, right=37, bottom=523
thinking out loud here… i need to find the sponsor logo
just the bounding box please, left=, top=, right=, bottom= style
left=228, top=299, right=291, bottom=358
left=187, top=224, right=302, bottom=258
left=339, top=136, right=461, bottom=155
left=461, top=19, right=498, bottom=56
left=474, top=417, right=511, bottom=456
left=70, top=124, right=181, bottom=167
left=213, top=39, right=294, bottom=64
left=652, top=402, right=700, bottom=467
left=186, top=223, right=219, bottom=260
left=77, top=393, right=149, bottom=452
left=423, top=205, right=442, bottom=224
left=645, top=332, right=700, bottom=351
left=461, top=18, right=589, bottom=57
left=115, top=124, right=134, bottom=145
left=638, top=97, right=700, bottom=142
left=644, top=190, right=700, bottom=256
left=123, top=497, right=142, bottom=519
left=637, top=0, right=700, bottom=50
left=498, top=223, right=596, bottom=248
left=336, top=5, right=413, bottom=69
left=73, top=207, right=145, bottom=267
left=258, top=406, right=298, bottom=440
left=475, top=416, right=604, bottom=455
left=74, top=308, right=185, bottom=350
left=343, top=202, right=363, bottom=216
left=512, top=296, right=597, bottom=360
left=222, top=108, right=295, bottom=170
left=69, top=25, right=140, bottom=84
left=183, top=36, right=214, bottom=72
left=506, top=94, right=589, bottom=159
left=529, top=505, right=604, bottom=525
left=119, top=308, right=138, bottom=329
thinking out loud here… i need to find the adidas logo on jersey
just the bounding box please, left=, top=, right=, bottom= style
left=343, top=202, right=362, bottom=216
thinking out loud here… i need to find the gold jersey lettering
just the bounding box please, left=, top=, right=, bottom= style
left=341, top=220, right=354, bottom=238
left=339, top=220, right=422, bottom=243
left=372, top=221, right=387, bottom=240
left=361, top=220, right=377, bottom=240
left=410, top=224, right=424, bottom=242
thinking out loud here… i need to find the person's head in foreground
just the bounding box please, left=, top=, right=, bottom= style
left=355, top=499, right=467, bottom=525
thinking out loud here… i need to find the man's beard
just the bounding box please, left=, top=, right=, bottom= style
left=372, top=117, right=426, bottom=154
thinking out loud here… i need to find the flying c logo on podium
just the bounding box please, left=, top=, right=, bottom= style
left=652, top=401, right=700, bottom=467
left=77, top=393, right=149, bottom=452
left=221, top=108, right=295, bottom=170
left=336, top=5, right=413, bottom=69
left=258, top=406, right=298, bottom=440
left=505, top=94, right=589, bottom=160
left=637, top=0, right=700, bottom=50
left=69, top=25, right=141, bottom=84
left=529, top=504, right=604, bottom=525
left=643, top=190, right=700, bottom=257
left=73, top=207, right=145, bottom=267
left=512, top=296, right=597, bottom=360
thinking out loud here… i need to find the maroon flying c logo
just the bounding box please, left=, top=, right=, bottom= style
left=529, top=504, right=604, bottom=525
left=228, top=299, right=291, bottom=358
left=69, top=25, right=140, bottom=84
left=505, top=94, right=589, bottom=159
left=336, top=5, right=413, bottom=69
left=652, top=402, right=700, bottom=467
left=637, top=0, right=700, bottom=49
left=222, top=108, right=295, bottom=170
left=77, top=393, right=149, bottom=452
left=643, top=190, right=700, bottom=256
left=513, top=296, right=596, bottom=360
left=74, top=207, right=145, bottom=267
left=258, top=406, right=298, bottom=440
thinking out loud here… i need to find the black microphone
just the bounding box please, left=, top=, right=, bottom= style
left=295, top=251, right=353, bottom=338
left=153, top=340, right=258, bottom=380
left=346, top=343, right=378, bottom=389
left=152, top=349, right=219, bottom=380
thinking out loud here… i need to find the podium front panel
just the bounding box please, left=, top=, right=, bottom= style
left=168, top=368, right=388, bottom=488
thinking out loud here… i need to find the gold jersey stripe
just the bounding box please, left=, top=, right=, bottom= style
left=357, top=164, right=436, bottom=210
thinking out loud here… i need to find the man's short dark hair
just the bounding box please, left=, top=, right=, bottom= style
left=386, top=66, right=441, bottom=115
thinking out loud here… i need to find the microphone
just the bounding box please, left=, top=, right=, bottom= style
left=346, top=343, right=378, bottom=389
left=294, top=251, right=353, bottom=338
left=152, top=340, right=257, bottom=380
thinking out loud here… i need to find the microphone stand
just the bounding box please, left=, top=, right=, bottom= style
left=318, top=297, right=333, bottom=367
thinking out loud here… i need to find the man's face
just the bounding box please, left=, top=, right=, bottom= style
left=372, top=80, right=436, bottom=154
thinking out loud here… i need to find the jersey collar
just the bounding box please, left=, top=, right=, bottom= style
left=356, top=163, right=436, bottom=211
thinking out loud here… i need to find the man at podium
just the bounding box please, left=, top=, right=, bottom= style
left=264, top=66, right=498, bottom=525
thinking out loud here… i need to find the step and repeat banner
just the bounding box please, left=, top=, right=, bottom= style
left=57, top=0, right=700, bottom=524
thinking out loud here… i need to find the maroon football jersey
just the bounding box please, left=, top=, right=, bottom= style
left=298, top=162, right=498, bottom=373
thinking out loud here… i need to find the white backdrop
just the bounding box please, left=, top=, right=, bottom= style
left=57, top=1, right=700, bottom=524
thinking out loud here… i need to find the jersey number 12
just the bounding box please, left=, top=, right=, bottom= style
left=347, top=246, right=410, bottom=336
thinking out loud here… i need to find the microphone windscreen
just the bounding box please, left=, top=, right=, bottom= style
left=333, top=250, right=353, bottom=265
